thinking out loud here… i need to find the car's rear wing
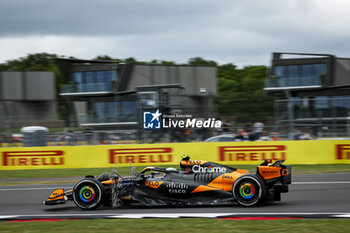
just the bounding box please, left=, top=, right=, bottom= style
left=257, top=159, right=291, bottom=185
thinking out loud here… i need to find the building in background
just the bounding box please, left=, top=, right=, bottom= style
left=57, top=58, right=217, bottom=142
left=0, top=71, right=61, bottom=130
left=265, top=52, right=350, bottom=138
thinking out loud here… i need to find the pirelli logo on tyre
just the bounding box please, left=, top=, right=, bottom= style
left=219, top=145, right=286, bottom=161
left=109, top=147, right=173, bottom=164
left=336, top=144, right=350, bottom=160
left=2, top=150, right=64, bottom=166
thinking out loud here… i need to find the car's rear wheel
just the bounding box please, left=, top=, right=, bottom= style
left=73, top=178, right=104, bottom=210
left=232, top=175, right=265, bottom=207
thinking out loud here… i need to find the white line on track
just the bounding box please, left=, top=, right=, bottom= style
left=292, top=181, right=350, bottom=184
left=107, top=213, right=350, bottom=219
left=332, top=214, right=350, bottom=218
left=0, top=216, right=19, bottom=219
left=0, top=213, right=350, bottom=219
left=0, top=181, right=350, bottom=191
left=0, top=187, right=72, bottom=191
left=109, top=213, right=231, bottom=219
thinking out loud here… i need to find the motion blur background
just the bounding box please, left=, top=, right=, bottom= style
left=1, top=52, right=350, bottom=147
left=1, top=1, right=350, bottom=146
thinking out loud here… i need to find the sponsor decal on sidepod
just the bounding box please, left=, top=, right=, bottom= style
left=192, top=165, right=227, bottom=173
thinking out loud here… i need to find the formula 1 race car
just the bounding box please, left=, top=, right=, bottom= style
left=44, top=156, right=291, bottom=209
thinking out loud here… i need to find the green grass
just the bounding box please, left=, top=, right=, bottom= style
left=0, top=165, right=173, bottom=180
left=0, top=167, right=126, bottom=179
left=0, top=219, right=350, bottom=233
left=1, top=164, right=350, bottom=180
left=290, top=164, right=350, bottom=174
left=1, top=164, right=350, bottom=185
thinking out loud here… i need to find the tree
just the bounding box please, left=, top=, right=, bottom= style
left=215, top=64, right=275, bottom=123
left=124, top=57, right=137, bottom=62
left=188, top=57, right=217, bottom=67
left=93, top=55, right=114, bottom=61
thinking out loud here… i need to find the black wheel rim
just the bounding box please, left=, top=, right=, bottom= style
left=73, top=179, right=102, bottom=209
left=233, top=177, right=262, bottom=206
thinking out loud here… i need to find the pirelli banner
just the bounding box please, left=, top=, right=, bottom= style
left=1, top=140, right=350, bottom=170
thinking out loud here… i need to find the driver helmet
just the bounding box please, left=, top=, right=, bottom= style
left=166, top=167, right=177, bottom=173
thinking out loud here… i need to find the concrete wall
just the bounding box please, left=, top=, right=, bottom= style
left=0, top=71, right=59, bottom=127
left=0, top=71, right=55, bottom=101
left=25, top=72, right=55, bottom=100
left=127, top=65, right=217, bottom=96
left=127, top=65, right=152, bottom=89
left=196, top=66, right=217, bottom=96
left=0, top=71, right=24, bottom=100
left=334, top=58, right=350, bottom=86
left=2, top=100, right=57, bottom=121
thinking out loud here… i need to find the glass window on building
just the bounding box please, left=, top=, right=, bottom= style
left=271, top=66, right=289, bottom=87
left=288, top=65, right=298, bottom=86
left=315, top=96, right=329, bottom=109
left=333, top=95, right=350, bottom=117
left=72, top=72, right=83, bottom=92
left=291, top=97, right=302, bottom=118
left=106, top=70, right=117, bottom=83
left=121, top=101, right=137, bottom=118
left=108, top=102, right=118, bottom=115
left=69, top=70, right=117, bottom=93
left=300, top=64, right=326, bottom=86
left=139, top=92, right=158, bottom=108
left=92, top=101, right=118, bottom=122
left=106, top=102, right=118, bottom=122
left=85, top=72, right=94, bottom=83
left=96, top=71, right=106, bottom=83
left=334, top=95, right=350, bottom=108
left=300, top=64, right=312, bottom=86
left=72, top=72, right=83, bottom=83
left=105, top=70, right=117, bottom=91
left=314, top=64, right=326, bottom=76
left=269, top=64, right=326, bottom=88
left=273, top=66, right=284, bottom=78
left=90, top=101, right=137, bottom=122
left=272, top=66, right=285, bottom=87
left=291, top=97, right=301, bottom=106
left=96, top=71, right=107, bottom=91
left=85, top=72, right=94, bottom=92
left=300, top=64, right=313, bottom=78
left=315, top=96, right=330, bottom=118
left=92, top=102, right=105, bottom=123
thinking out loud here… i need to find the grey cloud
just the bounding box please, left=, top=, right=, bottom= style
left=0, top=0, right=350, bottom=66
left=0, top=0, right=225, bottom=36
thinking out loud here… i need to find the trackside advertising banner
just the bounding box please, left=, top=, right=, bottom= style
left=1, top=140, right=350, bottom=170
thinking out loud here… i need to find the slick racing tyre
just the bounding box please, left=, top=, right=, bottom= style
left=73, top=178, right=105, bottom=210
left=232, top=175, right=265, bottom=207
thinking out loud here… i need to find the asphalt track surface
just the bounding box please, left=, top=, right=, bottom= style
left=0, top=173, right=350, bottom=218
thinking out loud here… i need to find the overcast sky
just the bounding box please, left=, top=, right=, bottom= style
left=0, top=0, right=349, bottom=67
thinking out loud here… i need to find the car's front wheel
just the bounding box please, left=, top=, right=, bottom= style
left=232, top=175, right=265, bottom=207
left=73, top=178, right=104, bottom=210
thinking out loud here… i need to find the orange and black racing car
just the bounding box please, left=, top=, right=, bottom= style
left=44, top=156, right=291, bottom=209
